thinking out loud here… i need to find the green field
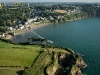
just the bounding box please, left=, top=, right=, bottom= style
left=23, top=51, right=52, bottom=75
left=0, top=39, right=41, bottom=67
left=0, top=39, right=42, bottom=75
left=0, top=69, right=23, bottom=75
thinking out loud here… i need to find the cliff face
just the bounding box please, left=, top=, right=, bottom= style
left=69, top=65, right=82, bottom=75
left=23, top=47, right=87, bottom=75
left=46, top=49, right=87, bottom=75
left=75, top=56, right=87, bottom=69
left=54, top=49, right=87, bottom=75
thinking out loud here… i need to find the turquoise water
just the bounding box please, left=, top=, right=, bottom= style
left=12, top=17, right=100, bottom=75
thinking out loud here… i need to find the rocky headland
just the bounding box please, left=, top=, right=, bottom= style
left=23, top=46, right=87, bottom=75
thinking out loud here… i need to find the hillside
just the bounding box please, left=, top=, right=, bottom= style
left=23, top=46, right=87, bottom=75
left=0, top=39, right=87, bottom=75
left=0, top=39, right=41, bottom=75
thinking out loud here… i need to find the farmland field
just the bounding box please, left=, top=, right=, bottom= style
left=54, top=9, right=67, bottom=13
left=0, top=69, right=23, bottom=75
left=0, top=39, right=41, bottom=67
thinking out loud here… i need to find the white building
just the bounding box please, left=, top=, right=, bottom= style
left=7, top=27, right=13, bottom=31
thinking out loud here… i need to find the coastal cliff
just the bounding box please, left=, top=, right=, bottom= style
left=23, top=46, right=87, bottom=75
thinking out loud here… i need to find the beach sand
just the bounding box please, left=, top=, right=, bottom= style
left=6, top=23, right=50, bottom=40
left=6, top=17, right=85, bottom=40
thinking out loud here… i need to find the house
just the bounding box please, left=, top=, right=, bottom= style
left=15, top=25, right=19, bottom=29
left=32, top=18, right=38, bottom=21
left=18, top=24, right=24, bottom=29
left=0, top=33, right=5, bottom=38
left=27, top=19, right=34, bottom=23
left=49, top=16, right=54, bottom=20
left=57, top=16, right=60, bottom=20
left=25, top=22, right=28, bottom=25
left=7, top=27, right=13, bottom=31
left=40, top=17, right=45, bottom=20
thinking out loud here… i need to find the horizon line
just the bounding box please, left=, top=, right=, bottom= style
left=0, top=1, right=100, bottom=3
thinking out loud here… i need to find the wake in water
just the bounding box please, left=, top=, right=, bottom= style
left=32, top=31, right=44, bottom=39
left=31, top=30, right=53, bottom=43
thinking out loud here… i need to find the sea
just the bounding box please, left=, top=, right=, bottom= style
left=11, top=17, right=100, bottom=75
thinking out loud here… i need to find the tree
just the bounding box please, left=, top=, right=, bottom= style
left=7, top=19, right=12, bottom=26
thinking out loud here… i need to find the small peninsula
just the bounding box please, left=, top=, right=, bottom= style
left=23, top=46, right=87, bottom=75
left=0, top=39, right=87, bottom=75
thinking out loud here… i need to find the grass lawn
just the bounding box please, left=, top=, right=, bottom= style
left=23, top=51, right=51, bottom=75
left=0, top=39, right=41, bottom=67
left=0, top=69, right=22, bottom=75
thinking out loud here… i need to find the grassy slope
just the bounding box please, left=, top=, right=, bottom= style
left=23, top=47, right=72, bottom=75
left=23, top=51, right=51, bottom=75
left=0, top=39, right=42, bottom=75
left=0, top=40, right=41, bottom=67
left=0, top=69, right=22, bottom=75
left=0, top=39, right=84, bottom=75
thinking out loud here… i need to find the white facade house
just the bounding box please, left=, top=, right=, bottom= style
left=7, top=27, right=13, bottom=31
left=0, top=33, right=5, bottom=38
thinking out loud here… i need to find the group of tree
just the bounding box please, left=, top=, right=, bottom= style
left=81, top=4, right=100, bottom=17
left=0, top=6, right=32, bottom=32
left=0, top=3, right=100, bottom=33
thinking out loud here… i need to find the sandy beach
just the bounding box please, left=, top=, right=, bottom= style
left=16, top=23, right=50, bottom=35
left=6, top=22, right=51, bottom=40
left=6, top=17, right=86, bottom=40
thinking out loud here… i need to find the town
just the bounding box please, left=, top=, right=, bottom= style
left=0, top=2, right=100, bottom=38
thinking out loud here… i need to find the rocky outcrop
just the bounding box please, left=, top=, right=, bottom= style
left=46, top=50, right=87, bottom=75
left=23, top=47, right=87, bottom=75
left=56, top=50, right=87, bottom=75
left=75, top=56, right=87, bottom=69
left=69, top=65, right=82, bottom=75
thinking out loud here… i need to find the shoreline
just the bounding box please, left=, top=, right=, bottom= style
left=6, top=23, right=51, bottom=40
left=16, top=23, right=50, bottom=35
left=6, top=17, right=87, bottom=40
